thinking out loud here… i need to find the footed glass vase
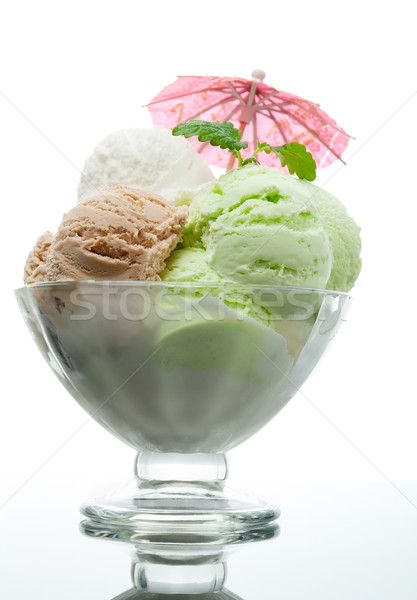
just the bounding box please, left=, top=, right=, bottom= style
left=16, top=281, right=350, bottom=539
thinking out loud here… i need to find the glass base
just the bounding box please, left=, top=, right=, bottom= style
left=80, top=479, right=279, bottom=544
left=80, top=452, right=279, bottom=543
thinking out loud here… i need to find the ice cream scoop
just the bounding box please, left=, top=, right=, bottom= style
left=77, top=127, right=215, bottom=205
left=177, top=166, right=332, bottom=289
left=24, top=230, right=53, bottom=284
left=24, top=186, right=188, bottom=283
left=163, top=247, right=220, bottom=282
left=313, top=189, right=362, bottom=292
left=168, top=165, right=361, bottom=292
left=162, top=247, right=273, bottom=325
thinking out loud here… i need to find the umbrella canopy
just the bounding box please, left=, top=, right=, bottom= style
left=148, top=71, right=350, bottom=170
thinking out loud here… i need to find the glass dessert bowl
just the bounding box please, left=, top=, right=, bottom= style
left=16, top=281, right=350, bottom=540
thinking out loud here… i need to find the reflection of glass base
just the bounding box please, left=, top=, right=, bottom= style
left=80, top=478, right=280, bottom=544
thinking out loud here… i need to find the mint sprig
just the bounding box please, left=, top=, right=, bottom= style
left=172, top=119, right=316, bottom=181
left=172, top=120, right=248, bottom=151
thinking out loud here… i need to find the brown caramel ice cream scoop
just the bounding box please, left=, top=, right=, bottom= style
left=47, top=185, right=188, bottom=281
left=24, top=231, right=53, bottom=284
left=24, top=185, right=188, bottom=283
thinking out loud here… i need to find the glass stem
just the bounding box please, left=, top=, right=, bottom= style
left=135, top=452, right=228, bottom=483
left=132, top=561, right=227, bottom=594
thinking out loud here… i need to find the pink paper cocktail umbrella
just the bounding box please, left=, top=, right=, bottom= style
left=148, top=70, right=350, bottom=170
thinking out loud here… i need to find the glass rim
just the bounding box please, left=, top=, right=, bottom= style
left=15, top=280, right=352, bottom=299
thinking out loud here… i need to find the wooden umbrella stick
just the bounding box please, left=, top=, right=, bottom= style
left=226, top=122, right=247, bottom=171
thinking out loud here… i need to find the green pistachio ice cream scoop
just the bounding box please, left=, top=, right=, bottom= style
left=162, top=165, right=361, bottom=296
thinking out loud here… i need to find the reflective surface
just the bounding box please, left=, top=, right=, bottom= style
left=1, top=482, right=416, bottom=598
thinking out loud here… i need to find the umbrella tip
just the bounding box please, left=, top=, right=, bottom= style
left=251, top=69, right=265, bottom=82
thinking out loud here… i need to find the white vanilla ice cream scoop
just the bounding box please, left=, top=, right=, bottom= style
left=77, top=127, right=214, bottom=205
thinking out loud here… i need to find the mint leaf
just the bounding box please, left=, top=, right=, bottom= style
left=264, top=142, right=317, bottom=181
left=172, top=120, right=248, bottom=152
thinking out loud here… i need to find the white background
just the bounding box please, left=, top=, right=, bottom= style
left=1, top=0, right=416, bottom=520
